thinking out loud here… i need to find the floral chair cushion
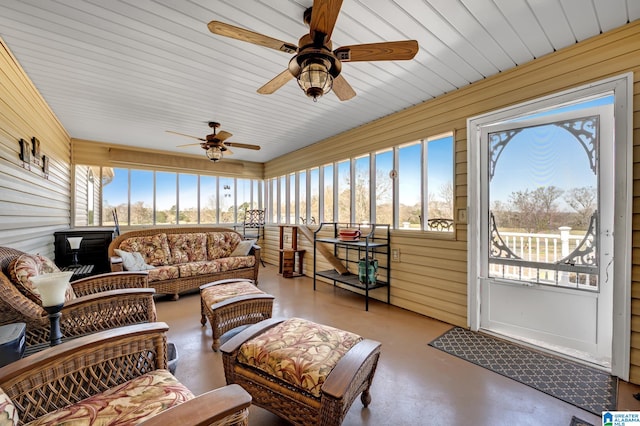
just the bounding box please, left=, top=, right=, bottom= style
left=146, top=265, right=180, bottom=283
left=25, top=370, right=193, bottom=426
left=201, top=280, right=264, bottom=306
left=167, top=233, right=208, bottom=264
left=177, top=261, right=219, bottom=278
left=237, top=318, right=363, bottom=398
left=206, top=232, right=243, bottom=260
left=118, top=233, right=171, bottom=266
left=214, top=256, right=256, bottom=272
left=7, top=254, right=75, bottom=305
left=0, top=387, right=18, bottom=426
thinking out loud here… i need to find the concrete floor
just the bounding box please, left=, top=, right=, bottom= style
left=156, top=264, right=634, bottom=425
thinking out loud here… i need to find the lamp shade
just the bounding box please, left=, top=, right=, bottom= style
left=206, top=146, right=223, bottom=162
left=29, top=271, right=73, bottom=307
left=67, top=236, right=83, bottom=250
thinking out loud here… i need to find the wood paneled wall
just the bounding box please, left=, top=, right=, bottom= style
left=0, top=37, right=71, bottom=258
left=265, top=21, right=640, bottom=380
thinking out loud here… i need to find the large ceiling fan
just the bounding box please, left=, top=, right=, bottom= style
left=167, top=122, right=260, bottom=162
left=207, top=0, right=419, bottom=101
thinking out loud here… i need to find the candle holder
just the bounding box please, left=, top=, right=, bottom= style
left=67, top=236, right=83, bottom=268
left=29, top=271, right=73, bottom=346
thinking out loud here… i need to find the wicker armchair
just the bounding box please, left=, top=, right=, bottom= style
left=0, top=246, right=156, bottom=347
left=0, top=322, right=251, bottom=425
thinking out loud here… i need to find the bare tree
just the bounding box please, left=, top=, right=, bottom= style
left=565, top=186, right=596, bottom=229
left=509, top=186, right=564, bottom=233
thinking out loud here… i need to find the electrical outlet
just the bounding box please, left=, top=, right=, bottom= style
left=457, top=208, right=467, bottom=224
left=284, top=235, right=289, bottom=243
left=391, top=248, right=400, bottom=262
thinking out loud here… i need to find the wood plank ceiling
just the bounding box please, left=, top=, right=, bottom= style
left=0, top=0, right=638, bottom=163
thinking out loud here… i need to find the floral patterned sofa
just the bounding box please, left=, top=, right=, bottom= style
left=0, top=322, right=251, bottom=426
left=108, top=227, right=260, bottom=300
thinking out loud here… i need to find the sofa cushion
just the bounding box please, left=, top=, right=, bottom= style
left=230, top=240, right=256, bottom=257
left=167, top=233, right=208, bottom=263
left=147, top=265, right=180, bottom=283
left=114, top=249, right=155, bottom=271
left=177, top=261, right=219, bottom=278
left=0, top=387, right=18, bottom=426
left=7, top=254, right=76, bottom=305
left=206, top=232, right=243, bottom=260
left=118, top=233, right=171, bottom=266
left=24, top=369, right=193, bottom=426
left=237, top=317, right=363, bottom=398
left=214, top=256, right=256, bottom=272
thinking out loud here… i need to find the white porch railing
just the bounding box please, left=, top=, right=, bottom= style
left=489, top=227, right=597, bottom=290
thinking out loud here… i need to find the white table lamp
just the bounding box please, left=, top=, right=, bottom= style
left=67, top=236, right=83, bottom=267
left=29, top=271, right=73, bottom=346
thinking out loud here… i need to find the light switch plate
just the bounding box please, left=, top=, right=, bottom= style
left=391, top=248, right=400, bottom=262
left=457, top=208, right=467, bottom=224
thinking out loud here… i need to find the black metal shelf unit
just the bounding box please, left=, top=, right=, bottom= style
left=313, top=222, right=390, bottom=311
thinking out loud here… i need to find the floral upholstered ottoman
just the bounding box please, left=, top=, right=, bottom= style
left=200, top=278, right=274, bottom=351
left=220, top=317, right=382, bottom=426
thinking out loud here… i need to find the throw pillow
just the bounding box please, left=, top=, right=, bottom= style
left=115, top=249, right=155, bottom=271
left=230, top=240, right=256, bottom=257
left=7, top=254, right=76, bottom=304
left=0, top=386, right=18, bottom=426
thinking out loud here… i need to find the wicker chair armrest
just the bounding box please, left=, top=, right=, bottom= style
left=321, top=339, right=381, bottom=399
left=110, top=255, right=124, bottom=272
left=0, top=322, right=170, bottom=423
left=220, top=317, right=285, bottom=354
left=138, top=384, right=252, bottom=426
left=61, top=288, right=157, bottom=334
left=71, top=271, right=149, bottom=296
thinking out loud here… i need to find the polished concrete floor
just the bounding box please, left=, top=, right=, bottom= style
left=156, top=264, right=630, bottom=426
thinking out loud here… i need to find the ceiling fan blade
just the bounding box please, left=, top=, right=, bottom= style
left=166, top=130, right=206, bottom=141
left=176, top=142, right=204, bottom=148
left=216, top=130, right=233, bottom=142
left=334, top=40, right=419, bottom=62
left=208, top=21, right=298, bottom=54
left=258, top=69, right=294, bottom=94
left=310, top=0, right=343, bottom=41
left=225, top=142, right=261, bottom=151
left=332, top=74, right=356, bottom=101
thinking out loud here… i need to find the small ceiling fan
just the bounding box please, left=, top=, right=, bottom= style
left=166, top=122, right=260, bottom=162
left=207, top=0, right=419, bottom=101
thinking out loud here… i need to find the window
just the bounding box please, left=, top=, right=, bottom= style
left=219, top=177, right=234, bottom=223
left=323, top=164, right=333, bottom=222
left=200, top=175, right=217, bottom=223
left=375, top=150, right=393, bottom=225
left=155, top=172, right=176, bottom=225
left=309, top=168, right=319, bottom=225
left=398, top=142, right=421, bottom=229
left=179, top=174, right=198, bottom=224
left=425, top=134, right=454, bottom=232
left=354, top=155, right=370, bottom=223
left=299, top=171, right=307, bottom=224
left=130, top=170, right=153, bottom=225
left=337, top=160, right=350, bottom=223
left=237, top=178, right=251, bottom=219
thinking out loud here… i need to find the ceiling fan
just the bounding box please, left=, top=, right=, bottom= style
left=207, top=0, right=419, bottom=101
left=166, top=122, right=260, bottom=162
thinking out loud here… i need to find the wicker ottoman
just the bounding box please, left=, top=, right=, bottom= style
left=200, top=278, right=274, bottom=351
left=220, top=317, right=381, bottom=426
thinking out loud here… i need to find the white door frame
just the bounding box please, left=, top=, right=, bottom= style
left=467, top=73, right=633, bottom=380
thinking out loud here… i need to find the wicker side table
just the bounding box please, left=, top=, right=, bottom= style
left=200, top=278, right=274, bottom=351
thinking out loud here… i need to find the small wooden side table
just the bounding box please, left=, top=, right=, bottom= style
left=278, top=225, right=305, bottom=278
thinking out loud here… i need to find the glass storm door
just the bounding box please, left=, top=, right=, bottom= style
left=479, top=100, right=614, bottom=368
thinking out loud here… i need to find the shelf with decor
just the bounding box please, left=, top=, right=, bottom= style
left=313, top=222, right=390, bottom=311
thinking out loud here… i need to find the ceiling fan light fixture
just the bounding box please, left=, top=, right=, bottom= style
left=206, top=146, right=223, bottom=162
left=297, top=57, right=333, bottom=101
